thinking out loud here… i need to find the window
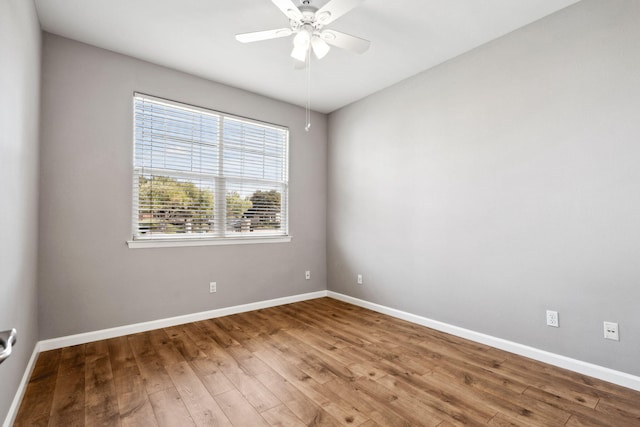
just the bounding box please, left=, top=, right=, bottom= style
left=130, top=93, right=289, bottom=247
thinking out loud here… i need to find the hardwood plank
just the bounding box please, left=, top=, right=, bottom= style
left=225, top=341, right=274, bottom=376
left=595, top=398, right=640, bottom=423
left=47, top=345, right=86, bottom=426
left=273, top=307, right=350, bottom=350
left=274, top=329, right=361, bottom=379
left=261, top=404, right=307, bottom=427
left=148, top=328, right=185, bottom=366
left=361, top=342, right=433, bottom=376
left=30, top=349, right=62, bottom=382
left=14, top=381, right=58, bottom=427
left=323, top=378, right=417, bottom=427
left=128, top=332, right=174, bottom=394
left=214, top=389, right=271, bottom=427
left=113, top=374, right=158, bottom=427
left=524, top=385, right=637, bottom=427
left=13, top=350, right=61, bottom=425
left=278, top=304, right=372, bottom=348
left=254, top=306, right=301, bottom=332
left=498, top=353, right=624, bottom=403
left=254, top=347, right=370, bottom=426
left=265, top=329, right=343, bottom=384
left=84, top=343, right=120, bottom=427
left=486, top=412, right=524, bottom=426
left=375, top=373, right=495, bottom=426
left=565, top=414, right=605, bottom=427
left=148, top=387, right=197, bottom=427
left=199, top=318, right=240, bottom=349
left=431, top=357, right=528, bottom=397
left=430, top=359, right=534, bottom=418
left=219, top=363, right=283, bottom=412
left=493, top=358, right=603, bottom=409
left=58, top=344, right=86, bottom=375
left=189, top=357, right=235, bottom=396
left=164, top=360, right=233, bottom=426
left=183, top=321, right=230, bottom=355
left=199, top=370, right=236, bottom=397
left=428, top=369, right=570, bottom=426
left=212, top=314, right=276, bottom=356
left=255, top=369, right=341, bottom=426
left=354, top=376, right=443, bottom=426
left=108, top=336, right=140, bottom=379
left=194, top=332, right=283, bottom=413
left=334, top=344, right=419, bottom=379
left=164, top=325, right=207, bottom=361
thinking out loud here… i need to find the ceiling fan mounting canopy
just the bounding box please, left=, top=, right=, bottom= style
left=235, top=0, right=370, bottom=63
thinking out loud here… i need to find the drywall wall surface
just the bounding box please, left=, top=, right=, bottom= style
left=38, top=34, right=327, bottom=339
left=0, top=0, right=41, bottom=422
left=328, top=0, right=640, bottom=375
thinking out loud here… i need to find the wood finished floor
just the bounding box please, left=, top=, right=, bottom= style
left=14, top=298, right=640, bottom=426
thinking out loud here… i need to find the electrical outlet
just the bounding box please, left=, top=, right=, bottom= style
left=305, top=270, right=311, bottom=280
left=209, top=282, right=217, bottom=293
left=603, top=321, right=619, bottom=341
left=357, top=274, right=363, bottom=285
left=546, top=310, right=559, bottom=327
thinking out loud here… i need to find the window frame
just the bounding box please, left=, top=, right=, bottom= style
left=127, top=93, right=291, bottom=249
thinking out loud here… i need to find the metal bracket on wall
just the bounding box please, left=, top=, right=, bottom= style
left=0, top=328, right=17, bottom=365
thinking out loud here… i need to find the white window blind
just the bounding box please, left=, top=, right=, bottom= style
left=132, top=93, right=289, bottom=242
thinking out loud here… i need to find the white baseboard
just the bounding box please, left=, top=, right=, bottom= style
left=3, top=343, right=40, bottom=427
left=327, top=291, right=640, bottom=392
left=39, top=290, right=328, bottom=352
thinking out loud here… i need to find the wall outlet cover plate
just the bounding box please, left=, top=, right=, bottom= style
left=603, top=321, right=619, bottom=341
left=546, top=310, right=559, bottom=327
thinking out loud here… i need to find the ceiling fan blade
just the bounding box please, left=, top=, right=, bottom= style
left=235, top=28, right=292, bottom=43
left=270, top=0, right=303, bottom=21
left=321, top=30, right=370, bottom=54
left=315, top=0, right=365, bottom=26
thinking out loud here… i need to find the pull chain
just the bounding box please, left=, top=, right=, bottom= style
left=305, top=47, right=312, bottom=132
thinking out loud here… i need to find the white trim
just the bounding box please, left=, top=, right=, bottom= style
left=327, top=291, right=640, bottom=392
left=127, top=236, right=292, bottom=249
left=39, top=291, right=327, bottom=351
left=3, top=343, right=40, bottom=427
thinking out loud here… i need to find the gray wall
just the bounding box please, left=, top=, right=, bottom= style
left=38, top=34, right=327, bottom=339
left=328, top=0, right=640, bottom=375
left=0, top=0, right=41, bottom=422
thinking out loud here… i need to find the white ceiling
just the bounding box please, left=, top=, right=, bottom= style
left=35, top=0, right=581, bottom=113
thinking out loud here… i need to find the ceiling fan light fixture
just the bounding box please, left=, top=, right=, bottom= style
left=291, top=25, right=312, bottom=61
left=291, top=45, right=308, bottom=62
left=293, top=25, right=312, bottom=48
left=311, top=36, right=330, bottom=59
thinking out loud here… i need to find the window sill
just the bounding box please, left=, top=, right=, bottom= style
left=127, top=236, right=292, bottom=249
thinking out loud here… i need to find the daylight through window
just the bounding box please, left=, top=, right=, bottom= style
left=132, top=94, right=289, bottom=243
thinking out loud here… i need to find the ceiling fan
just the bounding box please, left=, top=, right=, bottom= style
left=235, top=0, right=370, bottom=64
